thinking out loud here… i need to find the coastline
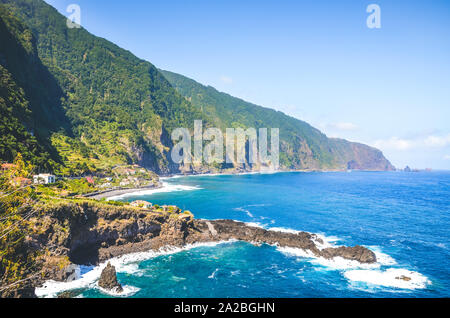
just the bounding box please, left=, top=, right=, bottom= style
left=33, top=216, right=430, bottom=298
left=84, top=184, right=163, bottom=200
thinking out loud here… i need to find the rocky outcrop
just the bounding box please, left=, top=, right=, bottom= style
left=396, top=275, right=412, bottom=282
left=185, top=220, right=377, bottom=263
left=25, top=200, right=376, bottom=296
left=98, top=263, right=123, bottom=293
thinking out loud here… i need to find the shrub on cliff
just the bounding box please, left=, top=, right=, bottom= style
left=0, top=153, right=40, bottom=296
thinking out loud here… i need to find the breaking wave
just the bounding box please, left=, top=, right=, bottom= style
left=107, top=182, right=202, bottom=200
left=35, top=241, right=236, bottom=298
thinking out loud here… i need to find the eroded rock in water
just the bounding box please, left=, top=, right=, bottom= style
left=396, top=275, right=412, bottom=281
left=320, top=246, right=377, bottom=263
left=98, top=262, right=123, bottom=293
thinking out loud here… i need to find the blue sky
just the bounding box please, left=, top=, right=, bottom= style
left=44, top=0, right=450, bottom=169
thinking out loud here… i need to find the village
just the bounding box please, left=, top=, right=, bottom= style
left=0, top=162, right=160, bottom=198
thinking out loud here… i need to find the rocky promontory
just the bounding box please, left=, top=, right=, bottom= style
left=18, top=199, right=376, bottom=297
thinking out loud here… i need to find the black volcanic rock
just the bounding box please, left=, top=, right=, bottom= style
left=98, top=263, right=123, bottom=293
left=187, top=220, right=377, bottom=264
left=320, top=245, right=377, bottom=263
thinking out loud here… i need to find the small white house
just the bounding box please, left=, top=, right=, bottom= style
left=33, top=174, right=56, bottom=185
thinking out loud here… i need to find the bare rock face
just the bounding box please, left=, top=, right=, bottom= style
left=186, top=220, right=377, bottom=264
left=98, top=262, right=123, bottom=293
left=320, top=246, right=377, bottom=263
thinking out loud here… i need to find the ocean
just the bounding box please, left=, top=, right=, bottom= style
left=36, top=171, right=450, bottom=298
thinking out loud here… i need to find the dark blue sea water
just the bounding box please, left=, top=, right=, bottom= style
left=37, top=171, right=450, bottom=298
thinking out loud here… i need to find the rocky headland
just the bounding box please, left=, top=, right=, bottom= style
left=9, top=199, right=376, bottom=297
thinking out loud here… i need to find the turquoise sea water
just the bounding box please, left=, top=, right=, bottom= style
left=37, top=171, right=450, bottom=298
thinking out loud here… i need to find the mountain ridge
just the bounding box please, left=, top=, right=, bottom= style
left=160, top=69, right=394, bottom=171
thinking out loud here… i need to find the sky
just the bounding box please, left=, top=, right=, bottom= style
left=44, top=0, right=450, bottom=169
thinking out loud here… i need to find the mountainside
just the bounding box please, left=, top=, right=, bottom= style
left=0, top=5, right=68, bottom=169
left=161, top=70, right=394, bottom=171
left=0, top=0, right=205, bottom=175
left=0, top=0, right=394, bottom=174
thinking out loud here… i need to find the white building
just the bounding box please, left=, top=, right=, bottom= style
left=33, top=174, right=56, bottom=185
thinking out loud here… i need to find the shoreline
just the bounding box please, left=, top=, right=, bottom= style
left=33, top=219, right=430, bottom=298
left=23, top=195, right=432, bottom=298
left=84, top=184, right=163, bottom=200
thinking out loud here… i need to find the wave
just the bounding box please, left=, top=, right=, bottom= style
left=344, top=268, right=431, bottom=290
left=107, top=182, right=202, bottom=200
left=97, top=285, right=141, bottom=298
left=277, top=245, right=430, bottom=290
left=208, top=268, right=220, bottom=279
left=277, top=246, right=381, bottom=270
left=271, top=229, right=430, bottom=291
left=35, top=241, right=236, bottom=298
left=234, top=207, right=254, bottom=218
left=245, top=222, right=266, bottom=229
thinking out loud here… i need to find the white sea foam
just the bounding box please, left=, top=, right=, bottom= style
left=107, top=182, right=201, bottom=200
left=234, top=207, right=254, bottom=218
left=344, top=268, right=431, bottom=290
left=159, top=175, right=184, bottom=180
left=97, top=285, right=141, bottom=297
left=277, top=246, right=380, bottom=270
left=35, top=241, right=236, bottom=298
left=367, top=246, right=397, bottom=266
left=234, top=223, right=410, bottom=285
left=245, top=222, right=266, bottom=229
left=276, top=240, right=430, bottom=291
left=208, top=268, right=220, bottom=279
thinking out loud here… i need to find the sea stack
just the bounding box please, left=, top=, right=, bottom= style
left=98, top=263, right=123, bottom=293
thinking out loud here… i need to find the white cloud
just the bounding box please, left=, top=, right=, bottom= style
left=220, top=76, right=233, bottom=84
left=373, top=137, right=414, bottom=151
left=424, top=135, right=450, bottom=147
left=444, top=155, right=450, bottom=160
left=373, top=134, right=450, bottom=151
left=328, top=122, right=359, bottom=131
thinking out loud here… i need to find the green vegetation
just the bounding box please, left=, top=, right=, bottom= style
left=0, top=154, right=39, bottom=295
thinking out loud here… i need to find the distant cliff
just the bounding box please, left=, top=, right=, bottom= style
left=161, top=70, right=395, bottom=171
